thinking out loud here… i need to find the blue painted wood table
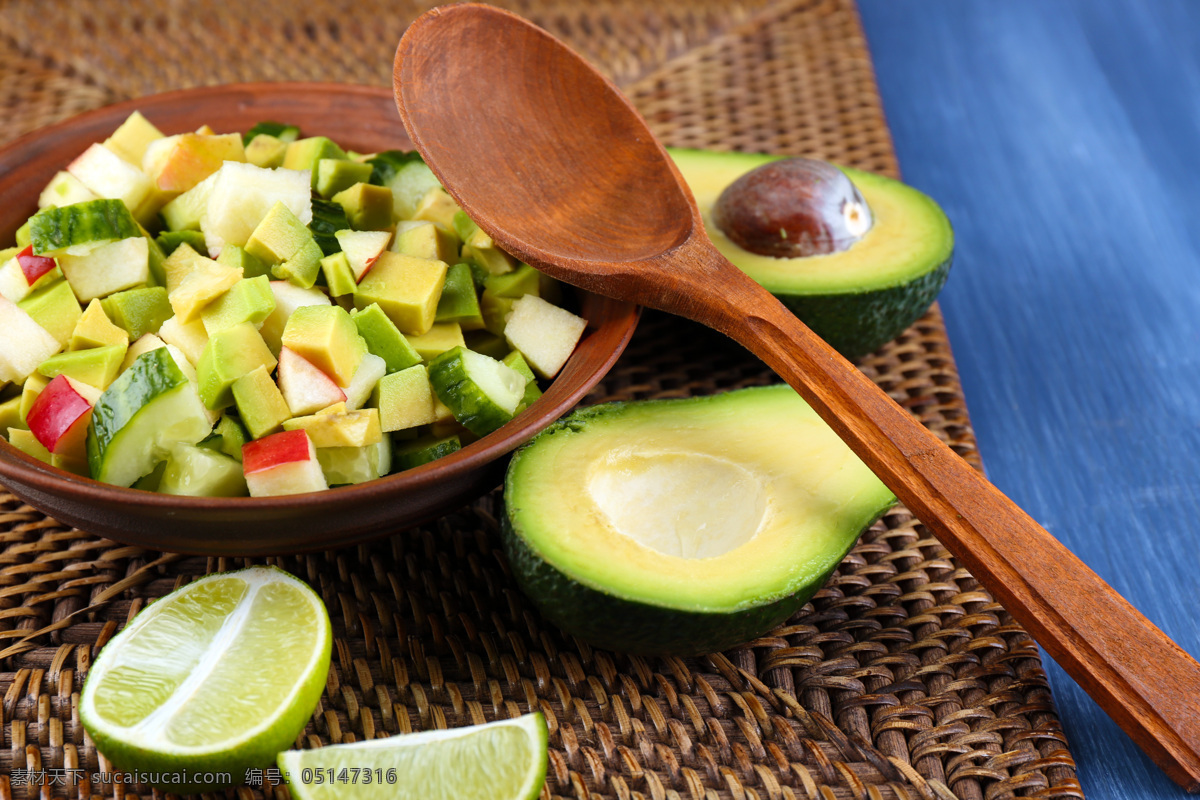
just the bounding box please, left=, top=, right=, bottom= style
left=859, top=2, right=1200, bottom=797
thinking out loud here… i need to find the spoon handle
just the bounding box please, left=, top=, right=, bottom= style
left=675, top=239, right=1200, bottom=790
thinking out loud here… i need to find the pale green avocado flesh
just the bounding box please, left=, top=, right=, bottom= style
left=668, top=148, right=954, bottom=358
left=502, top=385, right=895, bottom=655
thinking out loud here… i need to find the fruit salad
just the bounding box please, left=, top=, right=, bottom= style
left=0, top=113, right=587, bottom=497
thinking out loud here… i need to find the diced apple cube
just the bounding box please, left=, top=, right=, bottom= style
left=203, top=162, right=312, bottom=255
left=26, top=374, right=101, bottom=459
left=145, top=133, right=246, bottom=193
left=104, top=111, right=164, bottom=166
left=339, top=352, right=386, bottom=411
left=242, top=429, right=328, bottom=497
left=277, top=346, right=346, bottom=416
left=38, top=171, right=99, bottom=210
left=334, top=229, right=391, bottom=281
left=503, top=295, right=587, bottom=378
left=0, top=296, right=62, bottom=383
left=59, top=237, right=150, bottom=303
left=66, top=143, right=154, bottom=217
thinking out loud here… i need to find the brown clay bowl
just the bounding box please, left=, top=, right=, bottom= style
left=0, top=82, right=638, bottom=555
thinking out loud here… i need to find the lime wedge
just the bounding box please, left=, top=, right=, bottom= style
left=80, top=566, right=332, bottom=792
left=278, top=712, right=549, bottom=800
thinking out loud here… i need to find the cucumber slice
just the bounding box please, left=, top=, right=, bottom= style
left=158, top=443, right=248, bottom=497
left=427, top=346, right=525, bottom=437
left=30, top=199, right=141, bottom=257
left=87, top=347, right=214, bottom=486
left=394, top=434, right=460, bottom=470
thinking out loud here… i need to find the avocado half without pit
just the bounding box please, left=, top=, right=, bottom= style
left=670, top=149, right=954, bottom=358
left=502, top=385, right=896, bottom=655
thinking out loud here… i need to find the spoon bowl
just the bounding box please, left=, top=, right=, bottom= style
left=395, top=5, right=1200, bottom=790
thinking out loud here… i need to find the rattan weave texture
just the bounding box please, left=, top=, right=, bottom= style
left=0, top=1, right=1083, bottom=798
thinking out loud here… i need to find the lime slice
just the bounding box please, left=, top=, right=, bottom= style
left=80, top=566, right=332, bottom=792
left=278, top=712, right=548, bottom=800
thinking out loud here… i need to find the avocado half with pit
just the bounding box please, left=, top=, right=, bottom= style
left=668, top=148, right=953, bottom=359
left=502, top=385, right=895, bottom=655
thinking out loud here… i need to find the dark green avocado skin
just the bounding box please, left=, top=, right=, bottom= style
left=782, top=255, right=952, bottom=359
left=502, top=511, right=850, bottom=656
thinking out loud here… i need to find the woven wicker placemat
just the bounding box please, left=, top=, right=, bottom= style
left=0, top=1, right=1084, bottom=798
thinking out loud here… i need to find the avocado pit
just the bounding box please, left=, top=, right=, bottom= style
left=586, top=450, right=768, bottom=559
left=712, top=157, right=873, bottom=258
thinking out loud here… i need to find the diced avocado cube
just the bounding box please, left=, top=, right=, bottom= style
left=37, top=344, right=126, bottom=390
left=8, top=427, right=51, bottom=463
left=280, top=304, right=365, bottom=386
left=155, top=230, right=208, bottom=258
left=143, top=231, right=168, bottom=288
left=245, top=134, right=289, bottom=169
left=102, top=286, right=172, bottom=340
left=196, top=323, right=277, bottom=410
left=15, top=220, right=31, bottom=249
left=70, top=299, right=129, bottom=351
left=393, top=220, right=459, bottom=263
left=502, top=350, right=542, bottom=410
left=283, top=136, right=349, bottom=188
left=407, top=322, right=465, bottom=362
left=217, top=244, right=269, bottom=280
left=350, top=303, right=421, bottom=374
left=462, top=224, right=517, bottom=276
left=412, top=187, right=461, bottom=233
left=0, top=396, right=25, bottom=434
left=168, top=259, right=242, bottom=323
left=232, top=364, right=292, bottom=439
left=393, top=434, right=461, bottom=471
left=18, top=280, right=81, bottom=346
left=201, top=275, right=276, bottom=335
left=19, top=374, right=50, bottom=425
left=52, top=452, right=89, bottom=476
left=374, top=365, right=437, bottom=432
left=452, top=210, right=478, bottom=243
left=316, top=159, right=374, bottom=199
left=479, top=288, right=515, bottom=337
left=245, top=201, right=316, bottom=266
left=198, top=414, right=250, bottom=461
left=485, top=263, right=542, bottom=299
left=332, top=183, right=394, bottom=231
left=271, top=239, right=324, bottom=289
left=283, top=407, right=382, bottom=448
left=353, top=252, right=447, bottom=336
left=435, top=263, right=484, bottom=329
left=320, top=252, right=358, bottom=298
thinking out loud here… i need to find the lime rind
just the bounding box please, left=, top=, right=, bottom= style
left=79, top=566, right=332, bottom=791
left=278, top=712, right=549, bottom=800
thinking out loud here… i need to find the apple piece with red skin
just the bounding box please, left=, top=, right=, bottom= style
left=334, top=229, right=391, bottom=282
left=143, top=133, right=247, bottom=194
left=26, top=375, right=101, bottom=460
left=242, top=429, right=328, bottom=497
left=277, top=346, right=346, bottom=416
left=16, top=246, right=58, bottom=287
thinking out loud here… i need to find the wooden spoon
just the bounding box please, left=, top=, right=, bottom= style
left=394, top=4, right=1200, bottom=790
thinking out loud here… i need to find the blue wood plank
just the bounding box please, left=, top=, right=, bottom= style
left=857, top=2, right=1200, bottom=797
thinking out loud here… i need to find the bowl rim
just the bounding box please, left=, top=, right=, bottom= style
left=0, top=81, right=639, bottom=513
